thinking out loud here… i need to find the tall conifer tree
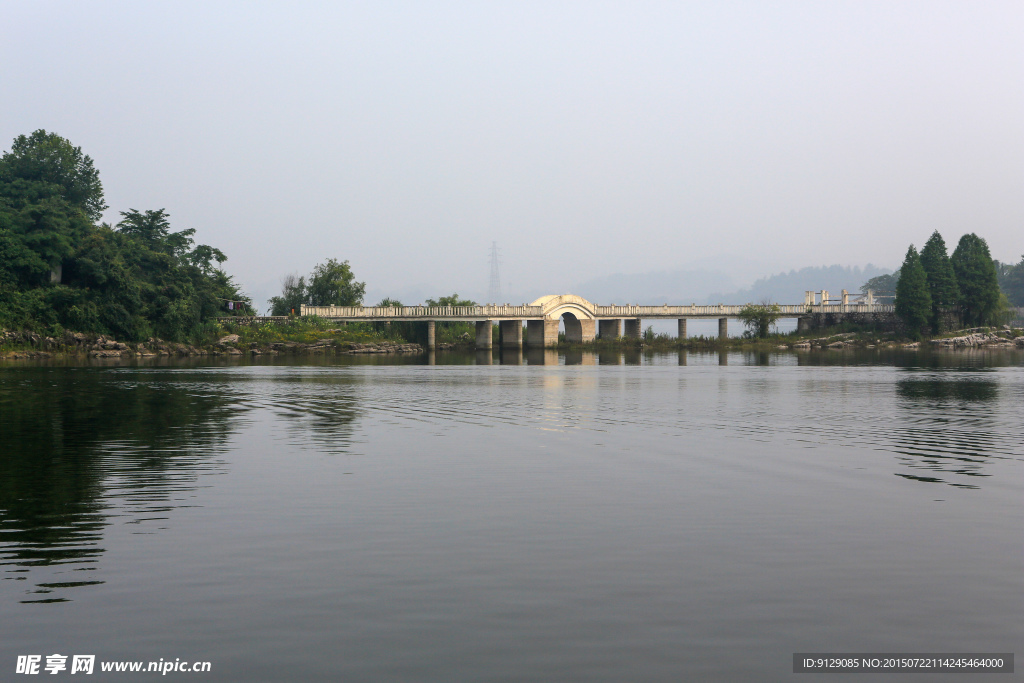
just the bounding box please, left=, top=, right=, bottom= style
left=919, top=231, right=959, bottom=332
left=895, top=244, right=932, bottom=336
left=951, top=233, right=1000, bottom=326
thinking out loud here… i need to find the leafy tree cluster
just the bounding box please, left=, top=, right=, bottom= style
left=425, top=293, right=476, bottom=307
left=0, top=130, right=249, bottom=341
left=894, top=231, right=1005, bottom=333
left=994, top=256, right=1024, bottom=307
left=860, top=270, right=900, bottom=296
left=738, top=300, right=782, bottom=338
left=425, top=293, right=478, bottom=341
left=268, top=258, right=366, bottom=315
left=371, top=297, right=418, bottom=341
left=268, top=273, right=307, bottom=316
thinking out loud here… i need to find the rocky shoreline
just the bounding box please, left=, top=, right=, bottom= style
left=3, top=327, right=1022, bottom=360
left=783, top=327, right=1023, bottom=350
left=929, top=329, right=1024, bottom=349
left=782, top=327, right=1023, bottom=351
left=0, top=330, right=431, bottom=360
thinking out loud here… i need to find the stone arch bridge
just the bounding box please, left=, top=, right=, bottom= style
left=301, top=292, right=895, bottom=349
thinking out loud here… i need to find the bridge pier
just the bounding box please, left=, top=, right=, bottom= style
left=499, top=320, right=523, bottom=348
left=526, top=320, right=542, bottom=347
left=526, top=319, right=559, bottom=347
left=624, top=318, right=642, bottom=339
left=797, top=317, right=811, bottom=333
left=475, top=321, right=493, bottom=349
left=427, top=321, right=436, bottom=349
left=547, top=319, right=559, bottom=346
left=718, top=318, right=728, bottom=339
left=598, top=319, right=621, bottom=339
left=578, top=319, right=596, bottom=343
left=677, top=318, right=687, bottom=339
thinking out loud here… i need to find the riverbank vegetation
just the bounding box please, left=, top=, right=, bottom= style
left=0, top=130, right=250, bottom=342
left=737, top=302, right=782, bottom=338
left=268, top=259, right=366, bottom=316
left=893, top=231, right=1016, bottom=335
left=3, top=312, right=1022, bottom=360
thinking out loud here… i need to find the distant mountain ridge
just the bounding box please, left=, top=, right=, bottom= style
left=565, top=264, right=894, bottom=306
left=707, top=264, right=893, bottom=304
left=570, top=269, right=739, bottom=305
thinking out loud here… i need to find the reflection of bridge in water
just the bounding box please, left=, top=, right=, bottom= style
left=303, top=292, right=896, bottom=349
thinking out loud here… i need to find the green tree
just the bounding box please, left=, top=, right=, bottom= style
left=116, top=208, right=225, bottom=268
left=117, top=208, right=175, bottom=247
left=895, top=245, right=932, bottom=336
left=0, top=131, right=102, bottom=285
left=919, top=231, right=959, bottom=331
left=425, top=293, right=476, bottom=307
left=0, top=131, right=247, bottom=340
left=738, top=300, right=781, bottom=338
left=372, top=298, right=417, bottom=340
left=860, top=270, right=899, bottom=296
left=306, top=258, right=365, bottom=307
left=268, top=274, right=307, bottom=316
left=951, top=233, right=1001, bottom=326
left=0, top=199, right=92, bottom=286
left=425, top=293, right=477, bottom=341
left=0, top=130, right=107, bottom=221
left=994, top=255, right=1024, bottom=307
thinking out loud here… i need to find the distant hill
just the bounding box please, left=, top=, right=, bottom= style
left=566, top=264, right=893, bottom=305
left=707, top=264, right=893, bottom=304
left=571, top=269, right=739, bottom=305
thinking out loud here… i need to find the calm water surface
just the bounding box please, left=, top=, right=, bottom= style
left=1, top=350, right=1022, bottom=681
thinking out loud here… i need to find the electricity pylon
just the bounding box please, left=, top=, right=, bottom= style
left=487, top=241, right=502, bottom=303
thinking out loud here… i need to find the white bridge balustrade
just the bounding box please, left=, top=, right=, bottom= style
left=294, top=293, right=896, bottom=349
left=301, top=304, right=544, bottom=321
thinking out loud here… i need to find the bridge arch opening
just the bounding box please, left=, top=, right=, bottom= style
left=560, top=311, right=584, bottom=343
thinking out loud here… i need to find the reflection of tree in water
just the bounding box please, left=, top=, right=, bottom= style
left=259, top=371, right=361, bottom=456
left=795, top=348, right=1022, bottom=368
left=896, top=376, right=999, bottom=402
left=742, top=351, right=773, bottom=366
left=0, top=367, right=244, bottom=603
left=891, top=373, right=1008, bottom=489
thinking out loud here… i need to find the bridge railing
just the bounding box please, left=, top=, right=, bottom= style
left=301, top=304, right=545, bottom=319
left=300, top=302, right=896, bottom=319
left=594, top=303, right=895, bottom=317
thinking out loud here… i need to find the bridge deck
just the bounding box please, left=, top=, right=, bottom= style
left=298, top=303, right=895, bottom=321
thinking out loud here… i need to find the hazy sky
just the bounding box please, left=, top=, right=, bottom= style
left=3, top=1, right=1021, bottom=308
